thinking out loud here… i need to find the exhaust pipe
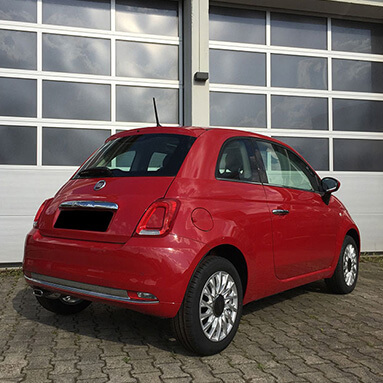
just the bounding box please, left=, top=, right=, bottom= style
left=32, top=288, right=60, bottom=299
left=33, top=288, right=44, bottom=297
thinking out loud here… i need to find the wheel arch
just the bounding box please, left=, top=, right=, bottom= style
left=346, top=228, right=360, bottom=253
left=206, top=244, right=248, bottom=297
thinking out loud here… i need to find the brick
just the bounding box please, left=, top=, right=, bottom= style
left=215, top=372, right=246, bottom=382
left=183, top=366, right=221, bottom=382
left=25, top=356, right=52, bottom=370
left=22, top=368, right=52, bottom=383
left=133, top=372, right=161, bottom=383
left=159, top=363, right=190, bottom=379
left=49, top=360, right=78, bottom=376
left=77, top=362, right=108, bottom=380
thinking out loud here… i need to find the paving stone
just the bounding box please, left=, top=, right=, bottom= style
left=203, top=357, right=238, bottom=374
left=313, top=362, right=352, bottom=379
left=162, top=378, right=191, bottom=383
left=175, top=355, right=206, bottom=369
left=297, top=371, right=332, bottom=383
left=151, top=352, right=178, bottom=365
left=183, top=366, right=221, bottom=382
left=100, top=343, right=125, bottom=357
left=280, top=358, right=315, bottom=374
left=247, top=377, right=276, bottom=383
left=51, top=347, right=78, bottom=361
left=103, top=368, right=137, bottom=383
left=133, top=372, right=162, bottom=383
left=238, top=364, right=271, bottom=381
left=25, top=355, right=52, bottom=370
left=214, top=372, right=246, bottom=382
left=348, top=367, right=383, bottom=383
left=1, top=263, right=383, bottom=383
left=0, top=363, right=25, bottom=380
left=266, top=366, right=305, bottom=382
left=358, top=358, right=383, bottom=375
left=77, top=378, right=109, bottom=383
left=1, top=354, right=28, bottom=367
left=268, top=347, right=301, bottom=361
left=49, top=360, right=78, bottom=375
left=77, top=362, right=108, bottom=380
left=131, top=360, right=159, bottom=375
left=159, top=363, right=190, bottom=379
left=21, top=368, right=52, bottom=383
left=101, top=355, right=132, bottom=369
left=126, top=348, right=152, bottom=360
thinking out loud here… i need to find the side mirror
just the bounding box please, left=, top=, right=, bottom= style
left=321, top=177, right=340, bottom=194
left=321, top=177, right=340, bottom=205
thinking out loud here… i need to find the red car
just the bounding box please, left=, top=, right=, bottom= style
left=23, top=126, right=360, bottom=355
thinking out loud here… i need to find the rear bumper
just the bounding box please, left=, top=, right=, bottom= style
left=23, top=229, right=205, bottom=318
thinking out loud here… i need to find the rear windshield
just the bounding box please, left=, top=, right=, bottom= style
left=74, top=134, right=196, bottom=178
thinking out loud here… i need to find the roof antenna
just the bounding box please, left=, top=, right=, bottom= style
left=153, top=97, right=161, bottom=127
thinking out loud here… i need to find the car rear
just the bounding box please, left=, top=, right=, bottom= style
left=23, top=127, right=206, bottom=317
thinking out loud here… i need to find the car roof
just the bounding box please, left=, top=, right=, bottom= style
left=107, top=126, right=280, bottom=143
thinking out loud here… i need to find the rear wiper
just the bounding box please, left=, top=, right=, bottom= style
left=76, top=167, right=113, bottom=178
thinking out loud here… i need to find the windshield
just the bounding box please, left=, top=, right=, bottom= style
left=74, top=133, right=196, bottom=178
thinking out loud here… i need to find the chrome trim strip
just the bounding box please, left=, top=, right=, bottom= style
left=31, top=272, right=128, bottom=297
left=59, top=201, right=118, bottom=211
left=24, top=274, right=158, bottom=305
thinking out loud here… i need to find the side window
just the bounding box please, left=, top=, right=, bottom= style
left=256, top=141, right=316, bottom=191
left=114, top=151, right=135, bottom=171
left=147, top=152, right=167, bottom=171
left=216, top=138, right=259, bottom=182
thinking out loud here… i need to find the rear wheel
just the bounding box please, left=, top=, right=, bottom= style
left=172, top=256, right=243, bottom=355
left=36, top=295, right=91, bottom=315
left=325, top=235, right=359, bottom=294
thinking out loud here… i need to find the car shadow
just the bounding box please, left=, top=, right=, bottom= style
left=243, top=279, right=329, bottom=315
left=13, top=285, right=189, bottom=355
left=13, top=279, right=329, bottom=355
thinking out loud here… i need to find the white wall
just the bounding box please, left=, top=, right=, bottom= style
left=325, top=173, right=383, bottom=253
left=0, top=168, right=75, bottom=263
left=1, top=169, right=381, bottom=264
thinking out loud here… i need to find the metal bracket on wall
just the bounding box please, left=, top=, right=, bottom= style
left=194, top=72, right=209, bottom=82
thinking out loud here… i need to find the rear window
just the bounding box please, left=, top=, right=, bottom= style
left=75, top=134, right=196, bottom=178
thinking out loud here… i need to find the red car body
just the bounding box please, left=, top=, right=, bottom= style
left=23, top=127, right=360, bottom=321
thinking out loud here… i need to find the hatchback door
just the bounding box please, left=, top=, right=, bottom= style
left=38, top=133, right=196, bottom=243
left=254, top=140, right=341, bottom=280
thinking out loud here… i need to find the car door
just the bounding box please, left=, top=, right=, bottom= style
left=254, top=139, right=340, bottom=280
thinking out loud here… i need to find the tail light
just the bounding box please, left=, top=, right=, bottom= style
left=33, top=198, right=53, bottom=229
left=135, top=199, right=179, bottom=236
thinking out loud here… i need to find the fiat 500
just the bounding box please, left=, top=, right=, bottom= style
left=23, top=127, right=360, bottom=355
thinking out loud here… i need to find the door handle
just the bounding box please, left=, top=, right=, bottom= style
left=272, top=209, right=289, bottom=216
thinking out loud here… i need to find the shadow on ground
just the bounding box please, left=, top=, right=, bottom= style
left=12, top=278, right=329, bottom=354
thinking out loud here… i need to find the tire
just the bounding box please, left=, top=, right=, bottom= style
left=325, top=235, right=359, bottom=294
left=171, top=256, right=243, bottom=355
left=36, top=295, right=91, bottom=315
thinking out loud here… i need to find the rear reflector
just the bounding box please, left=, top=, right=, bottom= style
left=127, top=291, right=158, bottom=301
left=135, top=199, right=179, bottom=236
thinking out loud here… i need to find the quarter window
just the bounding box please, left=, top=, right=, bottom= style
left=256, top=141, right=317, bottom=191
left=216, top=139, right=259, bottom=183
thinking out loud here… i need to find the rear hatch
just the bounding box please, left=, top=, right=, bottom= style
left=38, top=132, right=197, bottom=243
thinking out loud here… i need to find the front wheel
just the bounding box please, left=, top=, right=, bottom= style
left=172, top=256, right=243, bottom=355
left=325, top=235, right=359, bottom=294
left=36, top=295, right=91, bottom=315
